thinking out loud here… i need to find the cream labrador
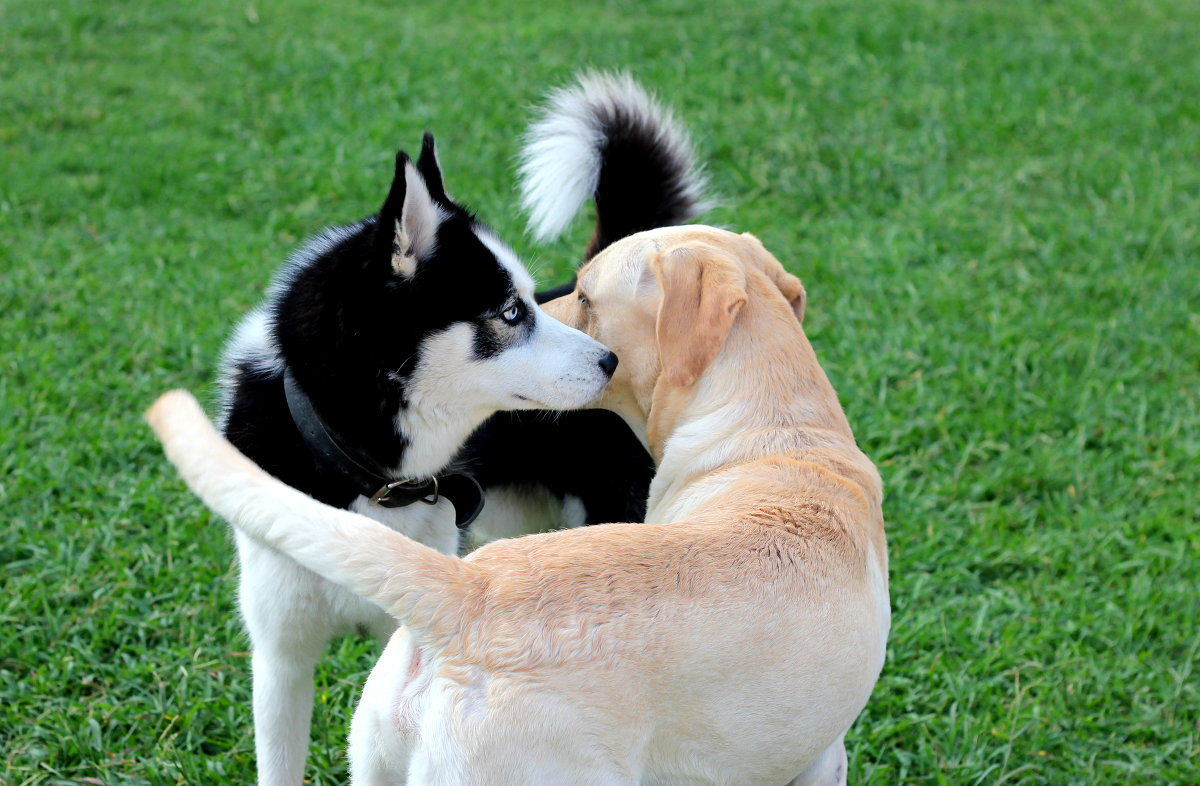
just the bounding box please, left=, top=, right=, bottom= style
left=147, top=225, right=889, bottom=785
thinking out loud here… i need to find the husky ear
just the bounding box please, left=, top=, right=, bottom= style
left=416, top=132, right=449, bottom=205
left=739, top=232, right=805, bottom=322
left=378, top=149, right=441, bottom=277
left=652, top=244, right=748, bottom=387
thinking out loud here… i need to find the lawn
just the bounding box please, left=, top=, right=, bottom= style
left=2, top=0, right=1197, bottom=783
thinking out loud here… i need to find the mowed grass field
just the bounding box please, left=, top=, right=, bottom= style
left=3, top=0, right=1198, bottom=783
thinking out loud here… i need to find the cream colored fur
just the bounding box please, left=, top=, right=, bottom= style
left=147, top=225, right=889, bottom=785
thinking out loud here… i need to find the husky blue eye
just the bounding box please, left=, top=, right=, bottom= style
left=501, top=303, right=524, bottom=324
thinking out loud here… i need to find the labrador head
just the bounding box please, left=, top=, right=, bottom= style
left=542, top=226, right=806, bottom=441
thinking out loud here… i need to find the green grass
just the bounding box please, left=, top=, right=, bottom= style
left=3, top=0, right=1198, bottom=782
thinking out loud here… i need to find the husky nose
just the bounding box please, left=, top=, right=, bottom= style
left=598, top=351, right=619, bottom=378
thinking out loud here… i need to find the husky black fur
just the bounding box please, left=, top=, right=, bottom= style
left=220, top=135, right=541, bottom=508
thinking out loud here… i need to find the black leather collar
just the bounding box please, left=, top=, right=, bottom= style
left=282, top=370, right=483, bottom=528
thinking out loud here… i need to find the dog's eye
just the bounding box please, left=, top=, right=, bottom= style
left=577, top=292, right=590, bottom=308
left=500, top=303, right=525, bottom=325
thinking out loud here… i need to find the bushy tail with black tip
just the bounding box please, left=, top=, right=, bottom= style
left=519, top=71, right=710, bottom=260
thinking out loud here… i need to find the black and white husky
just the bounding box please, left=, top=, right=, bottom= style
left=215, top=72, right=707, bottom=785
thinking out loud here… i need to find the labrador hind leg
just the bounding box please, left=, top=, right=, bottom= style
left=348, top=627, right=429, bottom=785
left=787, top=735, right=847, bottom=786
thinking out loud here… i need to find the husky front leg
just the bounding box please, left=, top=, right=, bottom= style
left=236, top=531, right=335, bottom=786
left=250, top=641, right=323, bottom=786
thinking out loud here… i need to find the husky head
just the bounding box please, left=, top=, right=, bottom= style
left=269, top=135, right=617, bottom=475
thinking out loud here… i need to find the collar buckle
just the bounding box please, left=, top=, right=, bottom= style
left=369, top=476, right=439, bottom=507
left=284, top=370, right=480, bottom=526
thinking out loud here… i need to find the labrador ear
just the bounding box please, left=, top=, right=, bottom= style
left=767, top=265, right=806, bottom=322
left=739, top=232, right=806, bottom=322
left=376, top=150, right=441, bottom=277
left=653, top=245, right=748, bottom=387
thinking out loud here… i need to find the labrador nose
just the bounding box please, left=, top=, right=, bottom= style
left=598, top=351, right=619, bottom=378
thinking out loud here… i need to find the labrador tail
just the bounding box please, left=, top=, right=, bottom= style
left=146, top=390, right=474, bottom=649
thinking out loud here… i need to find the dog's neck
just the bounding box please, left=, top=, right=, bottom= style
left=288, top=369, right=487, bottom=482
left=643, top=297, right=864, bottom=524
left=394, top=399, right=496, bottom=478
